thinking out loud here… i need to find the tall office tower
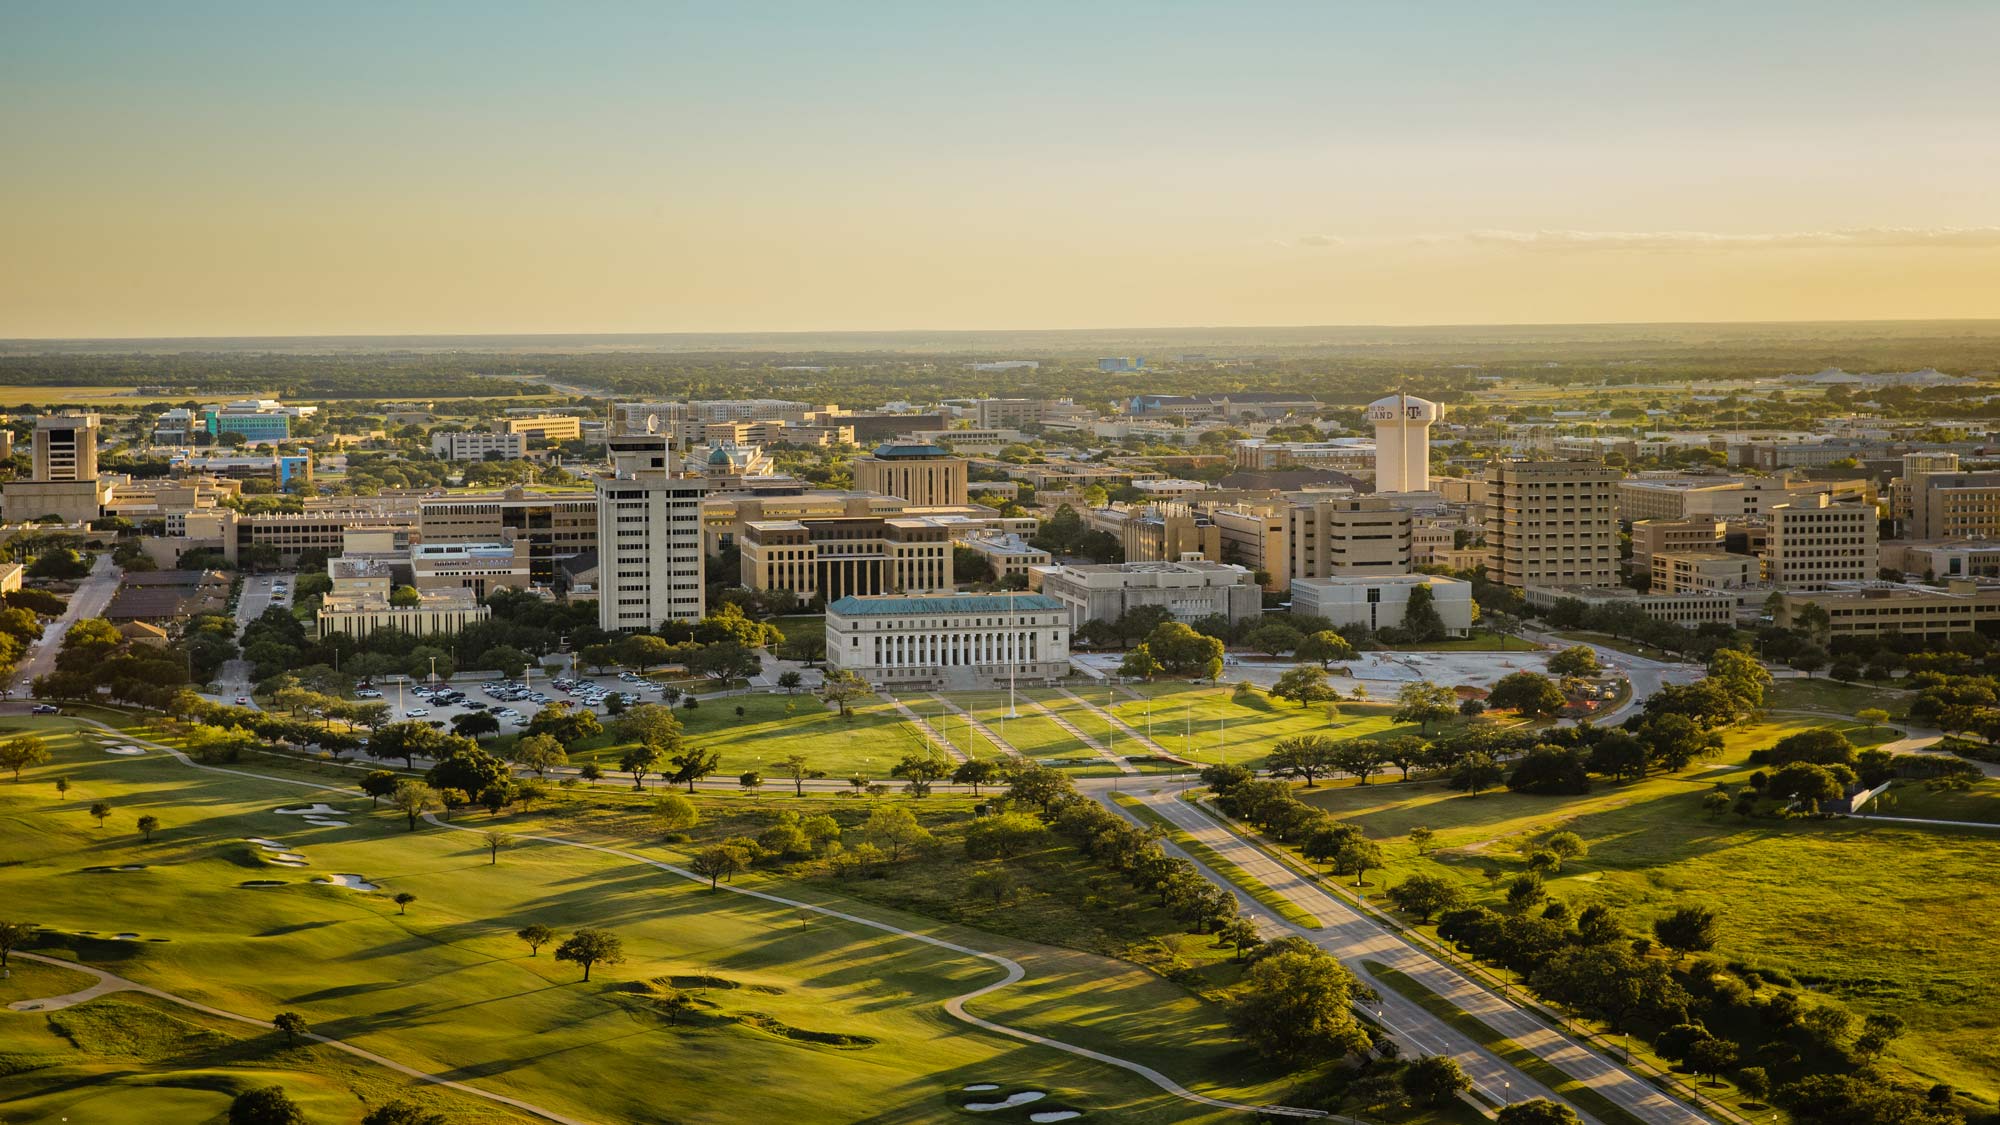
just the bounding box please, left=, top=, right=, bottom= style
left=596, top=435, right=709, bottom=631
left=1485, top=460, right=1621, bottom=589
left=1286, top=496, right=1414, bottom=580
left=1366, top=393, right=1441, bottom=493
left=33, top=414, right=100, bottom=481
left=1766, top=495, right=1879, bottom=590
left=852, top=442, right=969, bottom=506
left=1890, top=451, right=1961, bottom=528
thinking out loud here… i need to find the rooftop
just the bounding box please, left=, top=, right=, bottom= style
left=868, top=443, right=952, bottom=459
left=828, top=593, right=1063, bottom=616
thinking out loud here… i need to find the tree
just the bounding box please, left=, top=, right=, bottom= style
left=1379, top=736, right=1429, bottom=781
left=1686, top=1036, right=1738, bottom=1084
left=653, top=792, right=699, bottom=833
left=1488, top=671, right=1566, bottom=718
left=0, top=919, right=35, bottom=968
left=1408, top=825, right=1435, bottom=854
left=689, top=845, right=750, bottom=888
left=890, top=749, right=952, bottom=796
left=1639, top=713, right=1720, bottom=773
left=1270, top=665, right=1338, bottom=708
left=389, top=780, right=440, bottom=830
left=452, top=710, right=501, bottom=741
left=513, top=733, right=569, bottom=777
left=689, top=640, right=761, bottom=682
left=1332, top=837, right=1385, bottom=886
left=1297, top=629, right=1357, bottom=668
left=1387, top=874, right=1465, bottom=921
left=88, top=801, right=110, bottom=828
left=770, top=752, right=823, bottom=796
left=964, top=811, right=1049, bottom=858
left=1449, top=752, right=1503, bottom=795
left=1228, top=948, right=1371, bottom=1063
left=230, top=1086, right=308, bottom=1125
left=1118, top=643, right=1162, bottom=681
left=1495, top=1100, right=1581, bottom=1125
left=1855, top=1012, right=1905, bottom=1059
left=1402, top=1054, right=1472, bottom=1108
left=0, top=736, right=49, bottom=781
left=1329, top=742, right=1387, bottom=785
left=1546, top=645, right=1602, bottom=678
left=360, top=770, right=400, bottom=806
left=482, top=829, right=509, bottom=864
left=1145, top=621, right=1225, bottom=678
left=616, top=703, right=685, bottom=755
left=1653, top=905, right=1720, bottom=956
left=554, top=927, right=625, bottom=981
left=136, top=814, right=160, bottom=843
left=1267, top=735, right=1337, bottom=786
left=952, top=757, right=1001, bottom=794
left=517, top=923, right=556, bottom=955
left=527, top=702, right=602, bottom=747
left=426, top=743, right=510, bottom=798
left=362, top=1102, right=449, bottom=1125
left=272, top=1010, right=309, bottom=1046
left=393, top=892, right=417, bottom=915
left=1766, top=761, right=1845, bottom=811
left=1790, top=644, right=1829, bottom=678
left=667, top=748, right=721, bottom=792
left=738, top=770, right=764, bottom=793
left=1218, top=918, right=1261, bottom=962
left=619, top=743, right=663, bottom=789
left=1394, top=681, right=1459, bottom=731
left=864, top=805, right=933, bottom=860
left=1245, top=621, right=1303, bottom=656
left=817, top=668, right=870, bottom=716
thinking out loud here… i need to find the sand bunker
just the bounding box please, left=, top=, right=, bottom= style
left=963, top=1084, right=1000, bottom=1092
left=303, top=818, right=350, bottom=828
left=274, top=804, right=342, bottom=817
left=240, top=880, right=286, bottom=887
left=314, top=873, right=379, bottom=891
left=111, top=933, right=138, bottom=940
left=103, top=746, right=146, bottom=756
left=247, top=838, right=288, bottom=849
left=268, top=856, right=308, bottom=867
left=966, top=1092, right=1045, bottom=1111
left=1030, top=1113, right=1082, bottom=1123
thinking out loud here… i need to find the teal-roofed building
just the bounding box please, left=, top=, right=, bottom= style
left=825, top=592, right=1069, bottom=690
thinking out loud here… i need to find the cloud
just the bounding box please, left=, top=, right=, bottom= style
left=1446, top=227, right=2000, bottom=251
left=1291, top=234, right=1344, bottom=248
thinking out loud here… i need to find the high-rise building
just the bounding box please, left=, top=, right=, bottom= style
left=1366, top=393, right=1441, bottom=493
left=595, top=435, right=708, bottom=630
left=739, top=516, right=954, bottom=602
left=1765, top=495, right=1879, bottom=590
left=33, top=414, right=99, bottom=481
left=1286, top=496, right=1413, bottom=580
left=851, top=443, right=968, bottom=507
left=1902, top=469, right=2000, bottom=541
left=1890, top=451, right=1959, bottom=527
left=1485, top=460, right=1621, bottom=589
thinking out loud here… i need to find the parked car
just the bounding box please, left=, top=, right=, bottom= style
left=354, top=688, right=383, bottom=699
left=235, top=696, right=250, bottom=705
left=406, top=708, right=429, bottom=717
left=31, top=704, right=60, bottom=715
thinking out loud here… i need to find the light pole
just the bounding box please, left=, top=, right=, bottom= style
left=1005, top=592, right=1019, bottom=719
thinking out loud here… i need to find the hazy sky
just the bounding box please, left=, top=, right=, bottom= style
left=6, top=1, right=2000, bottom=337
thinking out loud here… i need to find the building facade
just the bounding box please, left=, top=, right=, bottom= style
left=1030, top=560, right=1262, bottom=628
left=420, top=488, right=598, bottom=584
left=1764, top=496, right=1879, bottom=590
left=852, top=443, right=970, bottom=507
left=1286, top=496, right=1413, bottom=580
left=825, top=593, right=1070, bottom=690
left=431, top=430, right=528, bottom=461
left=739, top=516, right=953, bottom=602
left=1290, top=574, right=1473, bottom=636
left=1485, top=461, right=1621, bottom=589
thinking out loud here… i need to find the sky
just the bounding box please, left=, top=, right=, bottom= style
left=5, top=1, right=2000, bottom=338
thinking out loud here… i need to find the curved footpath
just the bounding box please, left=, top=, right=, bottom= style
left=47, top=719, right=1328, bottom=1121
left=1096, top=778, right=1718, bottom=1125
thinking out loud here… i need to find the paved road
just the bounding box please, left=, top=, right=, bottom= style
left=11, top=553, right=119, bottom=696
left=77, top=718, right=1330, bottom=1120
left=1096, top=778, right=1718, bottom=1125
left=9, top=950, right=590, bottom=1125
left=210, top=572, right=292, bottom=704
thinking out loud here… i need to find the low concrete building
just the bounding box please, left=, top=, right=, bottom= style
left=315, top=556, right=489, bottom=640
left=1524, top=584, right=1737, bottom=626
left=961, top=532, right=1052, bottom=584
left=409, top=539, right=533, bottom=599
left=1880, top=540, right=2000, bottom=581
left=1029, top=560, right=1262, bottom=628
left=1651, top=551, right=1759, bottom=595
left=825, top=592, right=1070, bottom=690
left=431, top=430, right=527, bottom=461
left=1290, top=574, right=1473, bottom=636
left=0, top=563, right=22, bottom=595
left=1774, top=578, right=2000, bottom=639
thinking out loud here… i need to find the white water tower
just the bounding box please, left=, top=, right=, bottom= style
left=1366, top=392, right=1441, bottom=493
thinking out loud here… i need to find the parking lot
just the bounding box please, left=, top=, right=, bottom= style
left=368, top=667, right=687, bottom=732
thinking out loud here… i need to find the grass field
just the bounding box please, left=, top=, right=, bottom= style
left=0, top=384, right=146, bottom=405
left=1873, top=777, right=2000, bottom=824
left=1106, top=684, right=1450, bottom=768
left=1765, top=677, right=1912, bottom=719
left=0, top=718, right=1359, bottom=1123
left=1288, top=713, right=2000, bottom=1104
left=555, top=691, right=937, bottom=777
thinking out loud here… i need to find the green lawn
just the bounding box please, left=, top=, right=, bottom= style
left=1765, top=677, right=1912, bottom=719
left=1106, top=685, right=1449, bottom=768
left=560, top=691, right=937, bottom=777
left=0, top=721, right=1316, bottom=1123
left=1551, top=630, right=1684, bottom=661
left=1288, top=714, right=2000, bottom=1103
left=1381, top=630, right=1534, bottom=653
left=1872, top=777, right=2000, bottom=825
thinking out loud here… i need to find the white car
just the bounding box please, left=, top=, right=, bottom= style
left=494, top=707, right=521, bottom=719
left=405, top=708, right=429, bottom=717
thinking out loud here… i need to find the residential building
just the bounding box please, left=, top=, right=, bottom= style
left=825, top=592, right=1070, bottom=690
left=595, top=436, right=709, bottom=630
left=739, top=516, right=953, bottom=602
left=1485, top=461, right=1621, bottom=589
left=1030, top=560, right=1262, bottom=628
left=1286, top=496, right=1413, bottom=580
left=1290, top=574, right=1474, bottom=636
left=1651, top=552, right=1759, bottom=595
left=420, top=488, right=597, bottom=583
left=431, top=430, right=527, bottom=461
left=1765, top=495, right=1879, bottom=590
left=852, top=443, right=969, bottom=507
left=1775, top=578, right=2000, bottom=638
left=316, top=557, right=488, bottom=640
left=961, top=532, right=1052, bottom=584
left=495, top=414, right=583, bottom=443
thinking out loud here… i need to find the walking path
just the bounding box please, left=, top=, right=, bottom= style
left=881, top=697, right=967, bottom=762
left=8, top=951, right=591, bottom=1125
left=1054, top=688, right=1189, bottom=763
left=927, top=694, right=1023, bottom=758
left=60, top=719, right=1328, bottom=1120
left=1849, top=812, right=2000, bottom=830
left=1100, top=779, right=1718, bottom=1125
left=1024, top=699, right=1137, bottom=774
